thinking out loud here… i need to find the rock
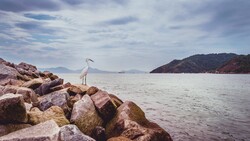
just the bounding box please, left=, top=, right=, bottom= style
left=67, top=85, right=85, bottom=96
left=67, top=94, right=82, bottom=109
left=91, top=91, right=117, bottom=122
left=35, top=78, right=64, bottom=96
left=73, top=84, right=89, bottom=94
left=22, top=78, right=43, bottom=90
left=109, top=94, right=123, bottom=107
left=43, top=71, right=53, bottom=78
left=17, top=62, right=37, bottom=72
left=0, top=94, right=27, bottom=123
left=91, top=126, right=106, bottom=141
left=59, top=124, right=95, bottom=141
left=63, top=82, right=72, bottom=88
left=50, top=85, right=64, bottom=92
left=39, top=89, right=70, bottom=116
left=86, top=86, right=99, bottom=95
left=3, top=79, right=24, bottom=86
left=50, top=74, right=59, bottom=80
left=0, top=123, right=32, bottom=137
left=106, top=101, right=172, bottom=141
left=107, top=136, right=132, bottom=141
left=0, top=86, right=4, bottom=96
left=0, top=120, right=60, bottom=141
left=0, top=64, right=20, bottom=85
left=16, top=87, right=38, bottom=103
left=28, top=106, right=69, bottom=127
left=2, top=85, right=18, bottom=94
left=24, top=103, right=32, bottom=111
left=70, top=94, right=103, bottom=136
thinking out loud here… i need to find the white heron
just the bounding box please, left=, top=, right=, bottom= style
left=80, top=58, right=94, bottom=85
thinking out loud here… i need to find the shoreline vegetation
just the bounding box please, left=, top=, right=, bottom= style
left=150, top=53, right=250, bottom=74
left=0, top=58, right=172, bottom=141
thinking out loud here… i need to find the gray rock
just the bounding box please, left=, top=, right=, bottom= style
left=39, top=89, right=70, bottom=115
left=0, top=94, right=27, bottom=123
left=35, top=78, right=64, bottom=95
left=70, top=95, right=103, bottom=136
left=0, top=64, right=20, bottom=85
left=0, top=120, right=60, bottom=141
left=59, top=124, right=95, bottom=141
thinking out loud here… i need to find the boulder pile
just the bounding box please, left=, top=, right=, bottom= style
left=0, top=58, right=172, bottom=141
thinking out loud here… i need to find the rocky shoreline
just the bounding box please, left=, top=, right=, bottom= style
left=0, top=58, right=172, bottom=141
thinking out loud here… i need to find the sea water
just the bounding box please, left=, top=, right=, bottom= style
left=57, top=73, right=250, bottom=141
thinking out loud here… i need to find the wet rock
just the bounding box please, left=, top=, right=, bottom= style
left=0, top=64, right=20, bottom=85
left=107, top=136, right=132, bottom=141
left=0, top=123, right=32, bottom=137
left=0, top=120, right=60, bottom=141
left=0, top=94, right=27, bottom=123
left=86, top=86, right=99, bottom=96
left=70, top=94, right=103, bottom=136
left=39, top=89, right=70, bottom=116
left=22, top=78, right=43, bottom=90
left=106, top=101, right=172, bottom=141
left=91, top=91, right=117, bottom=122
left=35, top=78, right=64, bottom=95
left=109, top=94, right=123, bottom=107
left=91, top=126, right=106, bottom=141
left=59, top=124, right=95, bottom=141
left=28, top=106, right=69, bottom=127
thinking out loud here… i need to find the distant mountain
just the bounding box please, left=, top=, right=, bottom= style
left=150, top=53, right=237, bottom=73
left=120, top=69, right=146, bottom=73
left=217, top=55, right=250, bottom=73
left=39, top=67, right=111, bottom=73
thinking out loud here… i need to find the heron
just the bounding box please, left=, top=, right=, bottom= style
left=80, top=58, right=94, bottom=85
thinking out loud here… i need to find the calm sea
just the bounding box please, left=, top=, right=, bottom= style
left=57, top=73, right=250, bottom=141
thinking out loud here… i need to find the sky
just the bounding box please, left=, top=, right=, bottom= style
left=0, top=0, right=250, bottom=72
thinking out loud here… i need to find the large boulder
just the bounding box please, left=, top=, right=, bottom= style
left=70, top=94, right=103, bottom=136
left=0, top=64, right=20, bottom=85
left=59, top=124, right=95, bottom=141
left=67, top=85, right=85, bottom=96
left=0, top=94, right=27, bottom=123
left=72, top=84, right=89, bottom=94
left=17, top=62, right=37, bottom=72
left=86, top=86, right=99, bottom=96
left=28, top=106, right=69, bottom=127
left=106, top=101, right=173, bottom=141
left=109, top=94, right=123, bottom=108
left=22, top=78, right=43, bottom=90
left=91, top=91, right=117, bottom=122
left=0, top=120, right=60, bottom=141
left=38, top=89, right=70, bottom=116
left=0, top=124, right=32, bottom=137
left=35, top=78, right=64, bottom=96
left=2, top=85, right=18, bottom=94
left=16, top=87, right=38, bottom=104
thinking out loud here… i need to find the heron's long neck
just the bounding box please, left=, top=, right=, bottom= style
left=86, top=61, right=89, bottom=67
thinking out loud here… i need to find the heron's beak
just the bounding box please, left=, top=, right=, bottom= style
left=89, top=59, right=94, bottom=62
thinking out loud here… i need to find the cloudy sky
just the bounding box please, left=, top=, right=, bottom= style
left=0, top=0, right=250, bottom=71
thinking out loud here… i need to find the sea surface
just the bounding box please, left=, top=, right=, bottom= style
left=57, top=73, right=250, bottom=141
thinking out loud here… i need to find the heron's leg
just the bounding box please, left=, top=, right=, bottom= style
left=85, top=76, right=87, bottom=85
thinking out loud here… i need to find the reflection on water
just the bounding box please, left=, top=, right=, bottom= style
left=57, top=73, right=250, bottom=141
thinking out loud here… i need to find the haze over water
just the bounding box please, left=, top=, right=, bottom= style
left=58, top=73, right=250, bottom=141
